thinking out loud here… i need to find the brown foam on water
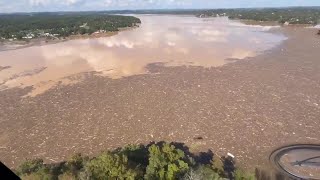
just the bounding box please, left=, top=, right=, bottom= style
left=0, top=15, right=285, bottom=96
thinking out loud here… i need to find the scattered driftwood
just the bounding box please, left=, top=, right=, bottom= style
left=194, top=136, right=204, bottom=140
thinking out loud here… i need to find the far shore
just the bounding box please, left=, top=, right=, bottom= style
left=0, top=26, right=138, bottom=52
left=239, top=19, right=320, bottom=28
left=1, top=17, right=318, bottom=52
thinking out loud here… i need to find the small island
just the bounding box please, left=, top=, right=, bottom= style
left=0, top=13, right=141, bottom=42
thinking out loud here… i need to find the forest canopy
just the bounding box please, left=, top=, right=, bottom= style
left=0, top=13, right=141, bottom=40
left=14, top=142, right=289, bottom=180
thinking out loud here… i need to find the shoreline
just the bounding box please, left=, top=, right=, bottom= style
left=237, top=19, right=318, bottom=27
left=0, top=26, right=138, bottom=52
left=1, top=17, right=317, bottom=52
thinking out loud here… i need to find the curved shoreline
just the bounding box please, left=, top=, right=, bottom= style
left=0, top=25, right=139, bottom=52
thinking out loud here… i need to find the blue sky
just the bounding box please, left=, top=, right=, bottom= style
left=1, top=0, right=320, bottom=13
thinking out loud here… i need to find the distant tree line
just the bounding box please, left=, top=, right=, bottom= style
left=64, top=8, right=320, bottom=25
left=90, top=7, right=320, bottom=25
left=0, top=14, right=141, bottom=40
left=14, top=141, right=289, bottom=180
left=196, top=7, right=320, bottom=25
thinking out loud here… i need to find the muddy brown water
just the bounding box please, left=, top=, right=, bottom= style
left=0, top=15, right=319, bottom=170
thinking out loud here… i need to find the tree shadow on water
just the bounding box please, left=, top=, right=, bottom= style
left=222, top=156, right=236, bottom=180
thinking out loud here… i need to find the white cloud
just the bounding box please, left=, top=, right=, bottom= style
left=28, top=0, right=83, bottom=7
left=98, top=37, right=136, bottom=48
left=64, top=0, right=83, bottom=5
left=29, top=0, right=50, bottom=6
left=101, top=0, right=192, bottom=8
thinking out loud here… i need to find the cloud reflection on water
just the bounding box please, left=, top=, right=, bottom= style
left=0, top=15, right=286, bottom=96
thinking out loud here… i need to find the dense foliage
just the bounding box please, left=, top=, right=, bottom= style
left=0, top=14, right=141, bottom=40
left=195, top=7, right=320, bottom=25
left=14, top=142, right=289, bottom=180
left=145, top=144, right=189, bottom=179
left=85, top=152, right=140, bottom=179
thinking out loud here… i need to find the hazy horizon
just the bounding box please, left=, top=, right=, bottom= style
left=1, top=0, right=320, bottom=13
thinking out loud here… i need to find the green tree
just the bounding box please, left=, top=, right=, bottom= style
left=19, top=168, right=53, bottom=180
left=17, top=158, right=44, bottom=175
left=16, top=33, right=24, bottom=40
left=66, top=153, right=88, bottom=177
left=87, top=28, right=95, bottom=35
left=79, top=28, right=87, bottom=35
left=212, top=157, right=225, bottom=177
left=85, top=152, right=139, bottom=180
left=183, top=166, right=222, bottom=180
left=58, top=172, right=76, bottom=180
left=145, top=143, right=189, bottom=180
left=119, top=144, right=148, bottom=168
left=234, top=169, right=255, bottom=180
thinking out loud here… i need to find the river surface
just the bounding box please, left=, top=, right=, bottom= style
left=0, top=15, right=286, bottom=96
